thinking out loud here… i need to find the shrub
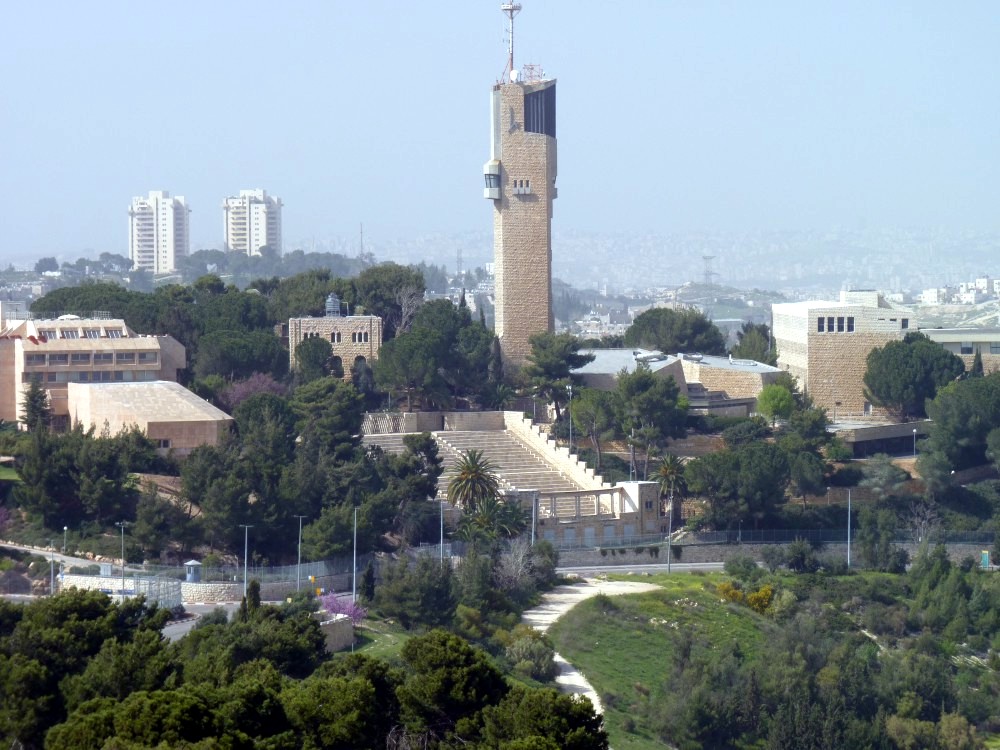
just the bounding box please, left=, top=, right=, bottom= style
left=746, top=584, right=774, bottom=614
left=785, top=539, right=819, bottom=573
left=320, top=592, right=368, bottom=625
left=761, top=545, right=786, bottom=572
left=724, top=554, right=763, bottom=584
left=717, top=581, right=744, bottom=603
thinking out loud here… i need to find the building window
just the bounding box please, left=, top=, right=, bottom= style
left=827, top=316, right=835, bottom=332
left=78, top=372, right=90, bottom=382
left=961, top=343, right=974, bottom=355
left=113, top=371, right=125, bottom=382
left=847, top=317, right=855, bottom=332
left=94, top=353, right=113, bottom=364
left=156, top=439, right=171, bottom=449
left=25, top=354, right=45, bottom=366
left=71, top=353, right=90, bottom=364
left=817, top=318, right=825, bottom=332
left=83, top=329, right=100, bottom=339
left=39, top=329, right=57, bottom=340
left=484, top=173, right=499, bottom=189
left=837, top=317, right=845, bottom=332
left=49, top=354, right=69, bottom=365
left=991, top=343, right=1000, bottom=355
left=137, top=352, right=158, bottom=364
left=901, top=318, right=909, bottom=329
left=645, top=500, right=654, bottom=510
left=116, top=352, right=136, bottom=364
left=47, top=372, right=57, bottom=383
left=330, top=331, right=341, bottom=343
left=61, top=330, right=80, bottom=339
left=107, top=329, right=123, bottom=339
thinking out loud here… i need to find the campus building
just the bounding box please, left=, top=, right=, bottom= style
left=772, top=291, right=912, bottom=417
left=484, top=6, right=557, bottom=365
left=128, top=191, right=189, bottom=273
left=0, top=314, right=185, bottom=429
left=921, top=328, right=1000, bottom=374
left=286, top=294, right=382, bottom=373
left=223, top=189, right=282, bottom=256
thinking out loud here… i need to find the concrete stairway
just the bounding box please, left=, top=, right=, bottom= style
left=363, top=430, right=589, bottom=503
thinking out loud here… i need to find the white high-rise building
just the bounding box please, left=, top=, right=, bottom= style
left=128, top=191, right=190, bottom=274
left=223, top=189, right=282, bottom=256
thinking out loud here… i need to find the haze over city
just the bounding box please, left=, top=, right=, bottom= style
left=3, top=1, right=999, bottom=275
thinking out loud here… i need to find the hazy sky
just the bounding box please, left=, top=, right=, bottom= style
left=3, top=1, right=999, bottom=261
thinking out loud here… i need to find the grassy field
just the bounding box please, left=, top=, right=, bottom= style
left=0, top=465, right=20, bottom=482
left=349, top=618, right=415, bottom=662
left=548, top=573, right=770, bottom=750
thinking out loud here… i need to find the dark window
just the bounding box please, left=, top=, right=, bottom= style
left=961, top=343, right=974, bottom=355
left=847, top=317, right=855, bottom=332
left=827, top=316, right=835, bottom=332
left=817, top=318, right=825, bottom=332
left=484, top=174, right=499, bottom=189
left=837, top=317, right=845, bottom=332
left=524, top=84, right=556, bottom=137
left=901, top=318, right=909, bottom=329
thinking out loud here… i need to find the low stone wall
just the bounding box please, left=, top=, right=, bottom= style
left=503, top=412, right=608, bottom=491
left=316, top=613, right=355, bottom=652
left=61, top=573, right=351, bottom=604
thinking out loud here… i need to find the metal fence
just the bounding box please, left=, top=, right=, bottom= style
left=550, top=528, right=996, bottom=552
left=134, top=553, right=370, bottom=584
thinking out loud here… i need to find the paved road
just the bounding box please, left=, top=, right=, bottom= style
left=1, top=541, right=104, bottom=570
left=558, top=561, right=724, bottom=576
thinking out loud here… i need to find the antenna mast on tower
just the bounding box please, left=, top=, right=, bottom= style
left=702, top=255, right=718, bottom=286
left=500, top=3, right=522, bottom=82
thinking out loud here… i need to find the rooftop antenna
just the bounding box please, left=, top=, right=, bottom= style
left=702, top=255, right=718, bottom=286
left=501, top=3, right=522, bottom=82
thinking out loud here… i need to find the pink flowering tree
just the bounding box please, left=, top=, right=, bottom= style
left=319, top=592, right=368, bottom=625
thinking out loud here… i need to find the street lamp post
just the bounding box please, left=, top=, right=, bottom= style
left=239, top=524, right=253, bottom=599
left=115, top=521, right=128, bottom=599
left=439, top=499, right=445, bottom=564
left=566, top=383, right=573, bottom=454
left=846, top=488, right=852, bottom=568
left=62, top=525, right=68, bottom=554
left=352, top=507, right=358, bottom=603
left=912, top=428, right=918, bottom=457
left=49, top=540, right=55, bottom=595
left=666, top=480, right=674, bottom=574
left=294, top=515, right=307, bottom=591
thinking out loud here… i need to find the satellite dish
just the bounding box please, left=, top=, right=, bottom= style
left=510, top=69, right=519, bottom=82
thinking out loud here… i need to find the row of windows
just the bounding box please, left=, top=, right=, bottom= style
left=23, top=370, right=159, bottom=384
left=817, top=316, right=855, bottom=333
left=301, top=331, right=370, bottom=344
left=37, top=328, right=124, bottom=340
left=960, top=343, right=1000, bottom=355
left=817, top=316, right=910, bottom=333
left=24, top=352, right=158, bottom=366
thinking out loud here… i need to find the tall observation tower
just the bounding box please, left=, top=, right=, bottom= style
left=483, top=2, right=557, bottom=365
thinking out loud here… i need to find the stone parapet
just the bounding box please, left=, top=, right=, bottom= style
left=504, top=412, right=607, bottom=490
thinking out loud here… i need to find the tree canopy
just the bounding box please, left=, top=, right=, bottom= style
left=624, top=307, right=726, bottom=355
left=863, top=332, right=965, bottom=421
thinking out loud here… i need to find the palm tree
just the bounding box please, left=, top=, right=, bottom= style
left=447, top=449, right=501, bottom=513
left=655, top=453, right=686, bottom=500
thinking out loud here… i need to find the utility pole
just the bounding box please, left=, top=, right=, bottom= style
left=115, top=521, right=128, bottom=599
left=294, top=515, right=307, bottom=591
left=49, top=541, right=55, bottom=595
left=439, top=500, right=445, bottom=563
left=666, top=481, right=674, bottom=574
left=566, top=383, right=573, bottom=454
left=846, top=489, right=852, bottom=568
left=352, top=506, right=358, bottom=603
left=239, top=524, right=253, bottom=599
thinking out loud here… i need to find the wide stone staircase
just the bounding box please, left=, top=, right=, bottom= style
left=363, top=429, right=590, bottom=507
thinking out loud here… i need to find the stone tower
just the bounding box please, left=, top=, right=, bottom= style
left=483, top=9, right=557, bottom=365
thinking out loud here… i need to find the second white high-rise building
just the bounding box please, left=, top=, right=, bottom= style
left=128, top=190, right=189, bottom=274
left=222, top=189, right=282, bottom=256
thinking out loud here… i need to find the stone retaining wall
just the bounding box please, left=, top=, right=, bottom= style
left=504, top=412, right=608, bottom=490
left=558, top=542, right=990, bottom=568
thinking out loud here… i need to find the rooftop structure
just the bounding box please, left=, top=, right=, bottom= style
left=287, top=299, right=383, bottom=373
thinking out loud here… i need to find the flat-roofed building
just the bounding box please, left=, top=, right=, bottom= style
left=922, top=328, right=1000, bottom=374
left=677, top=353, right=783, bottom=401
left=68, top=380, right=231, bottom=456
left=772, top=291, right=913, bottom=417
left=0, top=315, right=185, bottom=429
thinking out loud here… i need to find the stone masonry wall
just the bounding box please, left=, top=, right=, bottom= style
left=61, top=573, right=351, bottom=604
left=504, top=412, right=607, bottom=490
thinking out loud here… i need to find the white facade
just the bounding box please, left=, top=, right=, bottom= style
left=223, top=189, right=282, bottom=256
left=128, top=191, right=189, bottom=274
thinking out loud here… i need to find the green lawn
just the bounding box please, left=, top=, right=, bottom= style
left=549, top=573, right=770, bottom=750
left=0, top=465, right=20, bottom=482
left=348, top=618, right=415, bottom=662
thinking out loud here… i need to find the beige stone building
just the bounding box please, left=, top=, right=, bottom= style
left=287, top=300, right=383, bottom=374
left=484, top=62, right=557, bottom=365
left=678, top=353, right=783, bottom=401
left=921, top=328, right=1000, bottom=374
left=772, top=291, right=913, bottom=417
left=0, top=314, right=185, bottom=429
left=68, top=380, right=232, bottom=456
